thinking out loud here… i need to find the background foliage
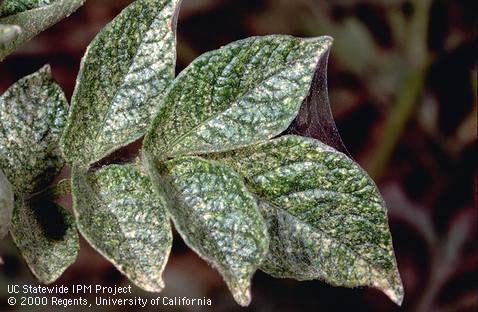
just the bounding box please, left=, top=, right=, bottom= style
left=0, top=0, right=476, bottom=311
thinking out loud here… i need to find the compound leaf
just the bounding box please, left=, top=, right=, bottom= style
left=0, top=65, right=68, bottom=195
left=0, top=0, right=84, bottom=60
left=210, top=135, right=403, bottom=305
left=61, top=0, right=181, bottom=165
left=0, top=170, right=13, bottom=238
left=144, top=35, right=332, bottom=160
left=71, top=164, right=172, bottom=292
left=10, top=197, right=79, bottom=283
left=145, top=155, right=269, bottom=306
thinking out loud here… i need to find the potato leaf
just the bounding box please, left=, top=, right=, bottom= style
left=10, top=196, right=79, bottom=283
left=0, top=170, right=13, bottom=238
left=0, top=0, right=84, bottom=60
left=0, top=65, right=68, bottom=195
left=209, top=135, right=404, bottom=305
left=144, top=35, right=332, bottom=159
left=61, top=0, right=181, bottom=165
left=71, top=164, right=172, bottom=292
left=145, top=155, right=269, bottom=306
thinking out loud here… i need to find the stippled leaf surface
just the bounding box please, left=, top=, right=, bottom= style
left=61, top=0, right=181, bottom=165
left=0, top=65, right=68, bottom=194
left=210, top=135, right=403, bottom=305
left=145, top=155, right=269, bottom=306
left=71, top=164, right=172, bottom=292
left=0, top=170, right=13, bottom=238
left=0, top=0, right=55, bottom=17
left=144, top=35, right=332, bottom=160
left=10, top=197, right=79, bottom=283
left=0, top=0, right=84, bottom=60
left=0, top=23, right=20, bottom=45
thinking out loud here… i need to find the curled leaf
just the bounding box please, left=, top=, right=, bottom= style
left=144, top=35, right=333, bottom=159
left=0, top=65, right=68, bottom=194
left=145, top=155, right=269, bottom=306
left=10, top=197, right=79, bottom=283
left=0, top=170, right=13, bottom=238
left=71, top=164, right=172, bottom=292
left=286, top=40, right=350, bottom=156
left=210, top=135, right=404, bottom=305
left=0, top=0, right=84, bottom=60
left=61, top=0, right=182, bottom=165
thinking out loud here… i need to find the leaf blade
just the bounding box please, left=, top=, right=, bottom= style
left=144, top=35, right=332, bottom=159
left=0, top=65, right=68, bottom=194
left=0, top=0, right=84, bottom=60
left=61, top=0, right=181, bottom=165
left=10, top=197, right=79, bottom=283
left=209, top=135, right=404, bottom=305
left=71, top=164, right=172, bottom=292
left=145, top=155, right=269, bottom=306
left=0, top=0, right=56, bottom=17
left=0, top=170, right=13, bottom=238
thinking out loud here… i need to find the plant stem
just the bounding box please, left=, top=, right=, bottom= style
left=367, top=62, right=430, bottom=180
left=367, top=0, right=433, bottom=181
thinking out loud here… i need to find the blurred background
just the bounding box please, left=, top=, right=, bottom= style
left=0, top=0, right=476, bottom=311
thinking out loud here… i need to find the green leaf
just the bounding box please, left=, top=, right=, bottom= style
left=144, top=35, right=332, bottom=160
left=209, top=135, right=403, bottom=305
left=61, top=0, right=181, bottom=165
left=145, top=155, right=269, bottom=306
left=0, top=23, right=21, bottom=45
left=0, top=170, right=13, bottom=238
left=0, top=65, right=68, bottom=194
left=71, top=164, right=172, bottom=292
left=0, top=0, right=56, bottom=17
left=10, top=196, right=79, bottom=283
left=0, top=0, right=84, bottom=60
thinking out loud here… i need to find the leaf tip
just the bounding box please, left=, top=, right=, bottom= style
left=30, top=64, right=54, bottom=83
left=135, top=278, right=166, bottom=293
left=374, top=267, right=404, bottom=306
left=229, top=281, right=252, bottom=307
left=322, top=35, right=334, bottom=43
left=306, top=35, right=333, bottom=48
left=318, top=35, right=333, bottom=52
left=383, top=286, right=404, bottom=306
left=39, top=63, right=52, bottom=74
left=222, top=273, right=257, bottom=307
left=385, top=272, right=404, bottom=306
